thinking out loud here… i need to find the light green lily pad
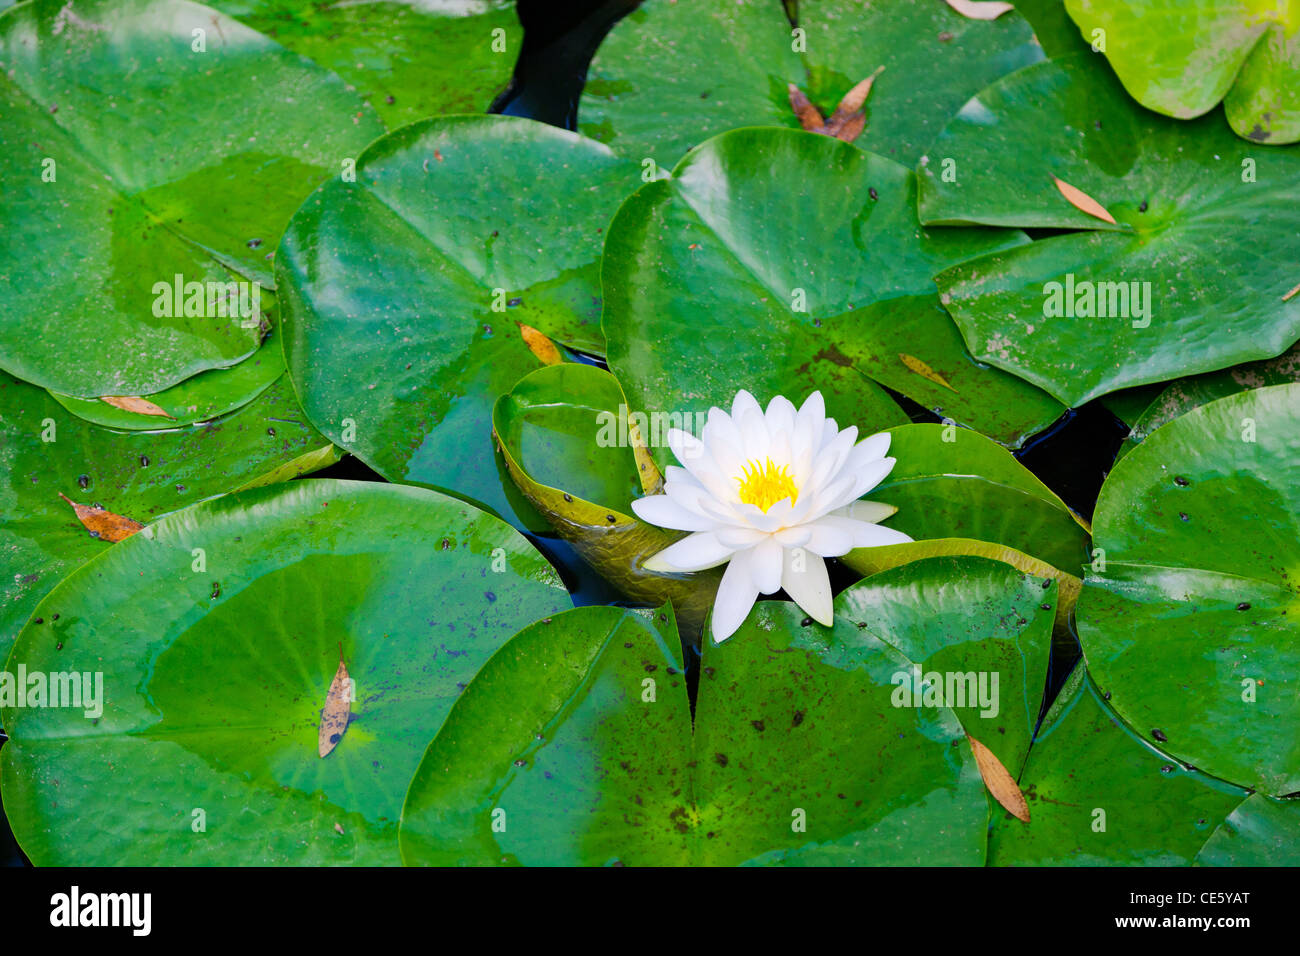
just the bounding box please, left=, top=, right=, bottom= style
left=581, top=0, right=1042, bottom=166
left=988, top=666, right=1250, bottom=866
left=849, top=424, right=1091, bottom=576
left=493, top=363, right=719, bottom=641
left=0, top=371, right=337, bottom=661
left=0, top=0, right=383, bottom=396
left=1066, top=0, right=1300, bottom=144
left=1078, top=383, right=1300, bottom=795
left=400, top=593, right=996, bottom=866
left=922, top=55, right=1300, bottom=407
left=276, top=114, right=639, bottom=530
left=603, top=127, right=1064, bottom=453
left=835, top=556, right=1056, bottom=779
left=210, top=0, right=520, bottom=128
left=0, top=479, right=570, bottom=865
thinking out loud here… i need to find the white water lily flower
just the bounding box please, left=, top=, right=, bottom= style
left=632, top=389, right=913, bottom=644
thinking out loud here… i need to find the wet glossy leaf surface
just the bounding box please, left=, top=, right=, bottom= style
left=0, top=480, right=570, bottom=864
left=603, top=128, right=1064, bottom=454
left=923, top=56, right=1300, bottom=406
left=1066, top=0, right=1300, bottom=144
left=277, top=115, right=638, bottom=530
left=0, top=372, right=336, bottom=660
left=1079, top=384, right=1300, bottom=795
left=0, top=0, right=383, bottom=396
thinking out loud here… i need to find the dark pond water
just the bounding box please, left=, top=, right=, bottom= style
left=0, top=0, right=1128, bottom=868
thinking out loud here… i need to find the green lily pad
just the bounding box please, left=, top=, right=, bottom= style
left=1196, top=793, right=1300, bottom=866
left=1121, top=341, right=1300, bottom=453
left=847, top=424, right=1090, bottom=576
left=1066, top=0, right=1300, bottom=144
left=47, top=314, right=285, bottom=430
left=922, top=54, right=1300, bottom=407
left=988, top=666, right=1250, bottom=866
left=0, top=0, right=383, bottom=397
left=0, top=479, right=570, bottom=865
left=835, top=556, right=1056, bottom=779
left=1078, top=384, right=1300, bottom=795
left=0, top=371, right=337, bottom=661
left=276, top=114, right=638, bottom=530
left=493, top=363, right=719, bottom=640
left=1015, top=0, right=1093, bottom=58
left=210, top=0, right=520, bottom=128
left=603, top=127, right=1064, bottom=453
left=580, top=0, right=1042, bottom=167
left=841, top=537, right=1081, bottom=646
left=401, top=596, right=994, bottom=866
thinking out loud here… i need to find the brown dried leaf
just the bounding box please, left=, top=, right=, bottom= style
left=943, top=0, right=1014, bottom=20
left=824, top=112, right=867, bottom=143
left=1051, top=175, right=1117, bottom=224
left=899, top=353, right=956, bottom=391
left=787, top=83, right=824, bottom=131
left=518, top=323, right=563, bottom=366
left=968, top=733, right=1030, bottom=822
left=318, top=653, right=352, bottom=758
left=1282, top=280, right=1300, bottom=302
left=58, top=493, right=144, bottom=543
left=830, top=66, right=885, bottom=120
left=99, top=395, right=174, bottom=419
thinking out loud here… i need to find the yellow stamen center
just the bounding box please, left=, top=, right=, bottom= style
left=735, top=458, right=798, bottom=512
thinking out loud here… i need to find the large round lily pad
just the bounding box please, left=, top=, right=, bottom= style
left=0, top=0, right=383, bottom=396
left=276, top=115, right=638, bottom=530
left=988, top=666, right=1251, bottom=866
left=922, top=55, right=1300, bottom=407
left=0, top=480, right=570, bottom=865
left=580, top=0, right=1042, bottom=166
left=1078, top=384, right=1300, bottom=795
left=401, top=557, right=1060, bottom=866
left=1196, top=793, right=1300, bottom=866
left=1066, top=0, right=1300, bottom=144
left=210, top=0, right=520, bottom=129
left=602, top=127, right=1063, bottom=452
left=0, top=371, right=337, bottom=662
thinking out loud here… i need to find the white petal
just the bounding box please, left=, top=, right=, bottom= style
left=764, top=395, right=797, bottom=437
left=850, top=456, right=896, bottom=500
left=751, top=538, right=783, bottom=594
left=731, top=389, right=762, bottom=422
left=781, top=549, right=833, bottom=626
left=666, top=427, right=706, bottom=467
left=846, top=432, right=891, bottom=471
left=642, top=531, right=735, bottom=572
left=773, top=525, right=813, bottom=548
left=846, top=522, right=914, bottom=548
left=802, top=517, right=857, bottom=557
left=630, top=494, right=716, bottom=532
left=716, top=525, right=768, bottom=549
left=711, top=548, right=759, bottom=643
left=833, top=499, right=898, bottom=523
left=736, top=405, right=770, bottom=462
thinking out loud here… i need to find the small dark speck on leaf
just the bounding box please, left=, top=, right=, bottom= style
left=1160, top=764, right=1175, bottom=774
left=52, top=614, right=58, bottom=621
left=440, top=538, right=451, bottom=550
left=1152, top=728, right=1168, bottom=742
left=139, top=455, right=150, bottom=467
left=1040, top=603, right=1052, bottom=611
left=714, top=753, right=728, bottom=767
left=34, top=618, right=43, bottom=625
left=751, top=719, right=765, bottom=732
left=868, top=187, right=878, bottom=200
left=211, top=583, right=221, bottom=599
left=938, top=30, right=953, bottom=42
left=792, top=709, right=805, bottom=727
left=1041, top=579, right=1052, bottom=589
left=513, top=759, right=526, bottom=767
left=1139, top=200, right=1148, bottom=213
left=1103, top=690, right=1111, bottom=700
left=624, top=641, right=633, bottom=648
left=385, top=95, right=395, bottom=104
left=605, top=514, right=616, bottom=523
left=267, top=427, right=276, bottom=436
left=77, top=475, right=89, bottom=489
left=800, top=616, right=812, bottom=626
left=507, top=297, right=522, bottom=307
left=1179, top=512, right=1189, bottom=521
left=703, top=666, right=715, bottom=678
left=56, top=642, right=63, bottom=651
left=485, top=591, right=496, bottom=603
left=563, top=493, right=573, bottom=502
left=1237, top=602, right=1251, bottom=611
left=246, top=238, right=262, bottom=249
left=1174, top=475, right=1190, bottom=486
